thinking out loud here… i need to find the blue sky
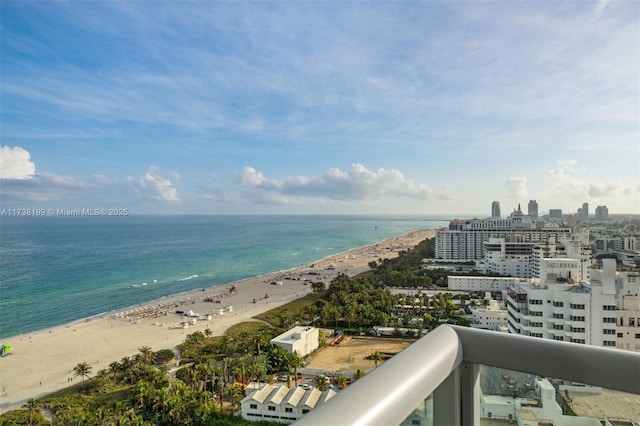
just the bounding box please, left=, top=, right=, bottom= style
left=1, top=0, right=638, bottom=215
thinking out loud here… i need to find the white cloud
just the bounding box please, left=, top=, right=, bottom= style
left=548, top=160, right=634, bottom=202
left=238, top=163, right=443, bottom=204
left=0, top=145, right=36, bottom=179
left=506, top=177, right=528, bottom=200
left=138, top=166, right=180, bottom=204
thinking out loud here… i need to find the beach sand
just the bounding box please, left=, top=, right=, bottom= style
left=0, top=228, right=434, bottom=413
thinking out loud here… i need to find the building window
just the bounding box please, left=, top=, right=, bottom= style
left=553, top=301, right=564, bottom=307
left=603, top=317, right=616, bottom=323
left=412, top=420, right=421, bottom=425
left=570, top=316, right=585, bottom=322
left=603, top=341, right=616, bottom=347
left=302, top=409, right=310, bottom=414
left=250, top=404, right=258, bottom=410
left=603, top=305, right=616, bottom=311
left=268, top=406, right=276, bottom=412
left=285, top=408, right=293, bottom=413
left=570, top=303, right=585, bottom=309
left=636, top=333, right=640, bottom=339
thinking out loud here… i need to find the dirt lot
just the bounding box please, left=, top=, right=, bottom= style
left=304, top=336, right=414, bottom=374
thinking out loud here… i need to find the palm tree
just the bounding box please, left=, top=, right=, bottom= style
left=73, top=362, right=92, bottom=387
left=316, top=375, right=330, bottom=391
left=225, top=383, right=244, bottom=410
left=22, top=398, right=42, bottom=425
left=370, top=350, right=385, bottom=367
left=138, top=346, right=155, bottom=365
left=336, top=375, right=348, bottom=389
left=352, top=369, right=365, bottom=381
left=288, top=352, right=303, bottom=387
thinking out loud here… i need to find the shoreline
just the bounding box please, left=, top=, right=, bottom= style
left=0, top=228, right=434, bottom=414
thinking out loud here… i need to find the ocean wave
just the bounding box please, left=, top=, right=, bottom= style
left=177, top=274, right=199, bottom=282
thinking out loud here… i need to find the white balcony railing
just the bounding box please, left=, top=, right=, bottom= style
left=294, top=324, right=640, bottom=426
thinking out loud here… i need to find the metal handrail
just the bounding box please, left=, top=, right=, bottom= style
left=294, top=324, right=640, bottom=426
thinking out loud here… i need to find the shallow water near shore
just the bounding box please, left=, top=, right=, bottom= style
left=0, top=214, right=448, bottom=338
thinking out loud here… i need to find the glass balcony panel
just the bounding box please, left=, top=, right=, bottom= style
left=478, top=365, right=640, bottom=424
left=399, top=393, right=433, bottom=426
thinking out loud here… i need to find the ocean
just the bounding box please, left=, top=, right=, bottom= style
left=0, top=215, right=449, bottom=339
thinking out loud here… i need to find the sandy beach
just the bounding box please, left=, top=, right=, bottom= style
left=0, top=228, right=434, bottom=413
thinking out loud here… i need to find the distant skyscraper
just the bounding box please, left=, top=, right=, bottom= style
left=528, top=200, right=539, bottom=219
left=595, top=205, right=609, bottom=221
left=491, top=201, right=501, bottom=218
left=577, top=202, right=589, bottom=222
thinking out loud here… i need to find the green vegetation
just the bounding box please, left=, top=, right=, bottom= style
left=254, top=292, right=324, bottom=328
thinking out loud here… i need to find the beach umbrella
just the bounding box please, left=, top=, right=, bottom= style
left=0, top=343, right=12, bottom=356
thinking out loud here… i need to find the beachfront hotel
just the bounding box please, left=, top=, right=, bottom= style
left=435, top=206, right=572, bottom=261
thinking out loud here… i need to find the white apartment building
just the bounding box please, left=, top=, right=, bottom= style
left=270, top=326, right=319, bottom=357
left=614, top=270, right=640, bottom=352
left=477, top=238, right=534, bottom=278
left=505, top=259, right=618, bottom=347
left=471, top=233, right=590, bottom=280
left=617, top=295, right=640, bottom=352
left=436, top=210, right=572, bottom=261
left=531, top=233, right=591, bottom=282
left=241, top=383, right=336, bottom=423
left=448, top=276, right=520, bottom=293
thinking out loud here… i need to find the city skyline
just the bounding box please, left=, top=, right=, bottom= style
left=1, top=1, right=638, bottom=215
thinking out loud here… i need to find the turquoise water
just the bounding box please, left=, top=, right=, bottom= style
left=0, top=215, right=448, bottom=339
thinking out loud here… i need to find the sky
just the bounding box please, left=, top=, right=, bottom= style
left=1, top=0, right=638, bottom=216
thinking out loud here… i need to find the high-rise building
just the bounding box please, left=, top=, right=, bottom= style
left=578, top=202, right=589, bottom=222
left=595, top=205, right=609, bottom=221
left=528, top=200, right=539, bottom=219
left=505, top=259, right=618, bottom=347
left=491, top=201, right=501, bottom=218
left=549, top=209, right=563, bottom=219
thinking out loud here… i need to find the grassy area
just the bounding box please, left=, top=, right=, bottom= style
left=225, top=321, right=273, bottom=337
left=254, top=292, right=324, bottom=327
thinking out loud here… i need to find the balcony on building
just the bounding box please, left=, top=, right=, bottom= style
left=294, top=325, right=640, bottom=426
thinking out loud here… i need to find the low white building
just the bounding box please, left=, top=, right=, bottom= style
left=469, top=298, right=508, bottom=330
left=241, top=383, right=336, bottom=424
left=448, top=276, right=520, bottom=293
left=270, top=326, right=319, bottom=357
left=480, top=378, right=601, bottom=425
